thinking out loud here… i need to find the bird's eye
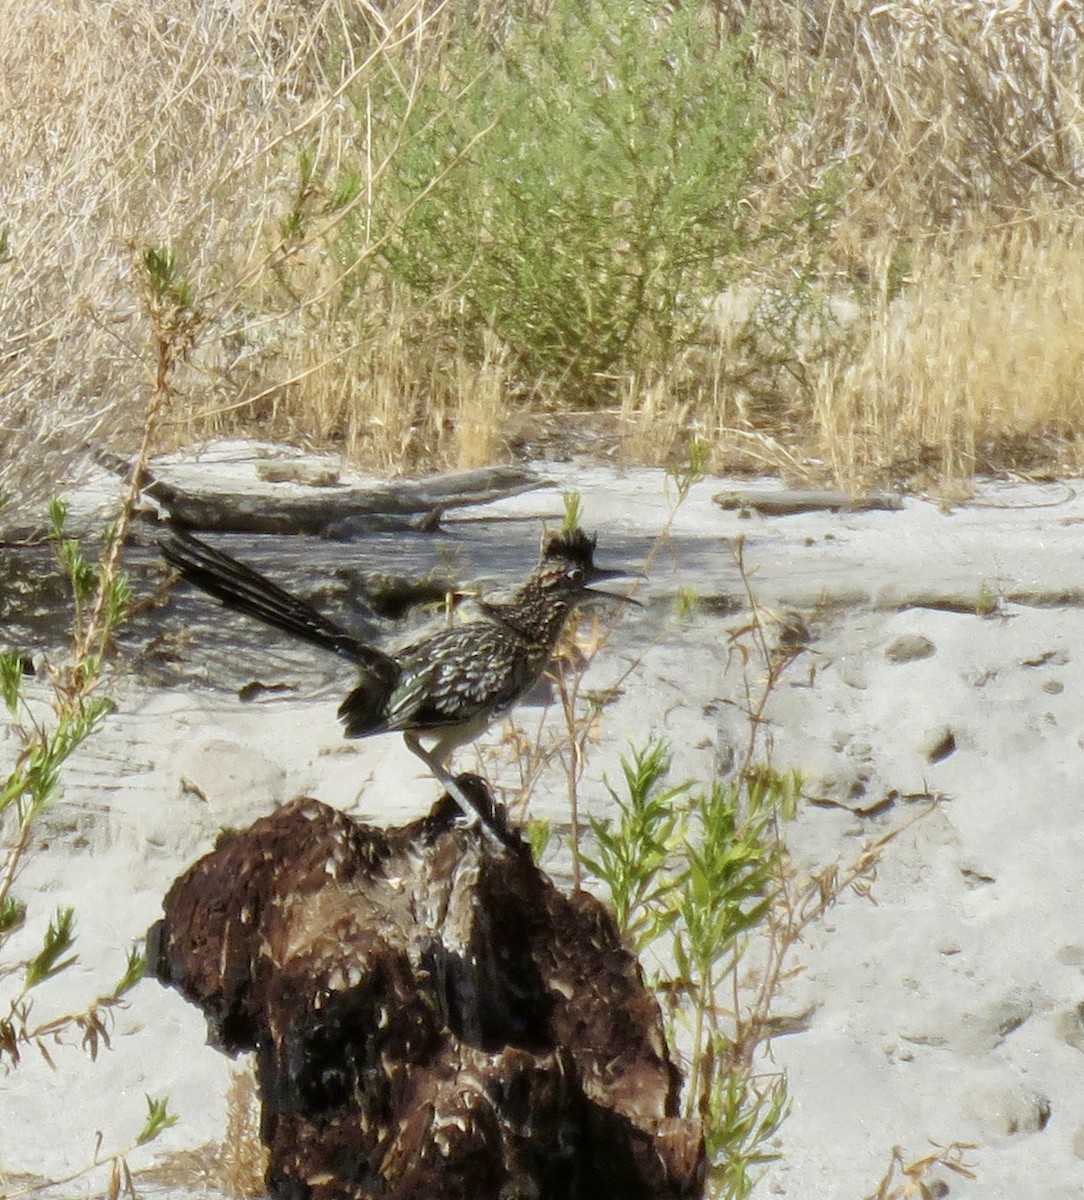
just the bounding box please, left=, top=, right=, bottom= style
left=567, top=566, right=584, bottom=584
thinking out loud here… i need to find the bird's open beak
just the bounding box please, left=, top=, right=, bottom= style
left=583, top=566, right=646, bottom=607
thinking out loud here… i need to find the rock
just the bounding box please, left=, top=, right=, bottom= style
left=171, top=736, right=287, bottom=825
left=833, top=654, right=869, bottom=689
left=901, top=992, right=1035, bottom=1056
left=805, top=765, right=874, bottom=811
left=1072, top=1126, right=1084, bottom=1160
left=1019, top=648, right=1069, bottom=668
left=922, top=727, right=957, bottom=763
left=256, top=461, right=341, bottom=487
left=884, top=634, right=936, bottom=664
left=1056, top=1002, right=1084, bottom=1053
left=959, top=863, right=997, bottom=888
left=963, top=1080, right=1051, bottom=1136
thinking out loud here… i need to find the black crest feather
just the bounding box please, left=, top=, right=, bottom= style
left=542, top=528, right=598, bottom=568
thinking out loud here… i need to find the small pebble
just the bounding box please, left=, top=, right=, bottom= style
left=884, top=634, right=936, bottom=664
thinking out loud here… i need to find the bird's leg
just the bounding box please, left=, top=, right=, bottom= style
left=403, top=732, right=518, bottom=853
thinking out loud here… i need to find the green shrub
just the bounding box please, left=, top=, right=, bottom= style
left=585, top=739, right=799, bottom=1197
left=360, top=0, right=770, bottom=402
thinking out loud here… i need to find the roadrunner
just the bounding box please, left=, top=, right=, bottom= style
left=160, top=527, right=639, bottom=848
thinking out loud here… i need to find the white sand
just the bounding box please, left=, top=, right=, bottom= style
left=4, top=450, right=1083, bottom=1198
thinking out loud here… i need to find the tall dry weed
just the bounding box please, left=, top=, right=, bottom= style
left=0, top=0, right=467, bottom=523
left=812, top=215, right=1084, bottom=484
left=750, top=0, right=1084, bottom=231
left=2, top=0, right=294, bottom=511
left=5, top=0, right=1084, bottom=506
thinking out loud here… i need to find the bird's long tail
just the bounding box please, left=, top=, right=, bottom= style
left=159, top=527, right=393, bottom=676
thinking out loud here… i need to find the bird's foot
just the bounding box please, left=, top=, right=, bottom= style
left=444, top=773, right=521, bottom=855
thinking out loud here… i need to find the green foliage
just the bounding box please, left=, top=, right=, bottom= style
left=279, top=147, right=320, bottom=244
left=673, top=777, right=779, bottom=992
left=114, top=946, right=147, bottom=998
left=974, top=580, right=1000, bottom=617
left=673, top=587, right=699, bottom=621
left=0, top=492, right=161, bottom=1187
left=0, top=650, right=23, bottom=716
left=142, top=246, right=194, bottom=310
left=706, top=1067, right=790, bottom=1192
left=23, top=907, right=78, bottom=990
left=1, top=496, right=133, bottom=1060
left=106, top=569, right=132, bottom=630
left=668, top=432, right=710, bottom=502
left=49, top=497, right=98, bottom=627
left=583, top=740, right=688, bottom=949
left=364, top=0, right=770, bottom=401
left=561, top=490, right=583, bottom=535
left=0, top=698, right=114, bottom=820
left=136, top=1095, right=180, bottom=1146
left=524, top=817, right=555, bottom=865
left=585, top=739, right=801, bottom=1198
left=0, top=894, right=25, bottom=935
left=330, top=168, right=363, bottom=213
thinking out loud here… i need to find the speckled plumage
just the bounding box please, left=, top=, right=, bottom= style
left=161, top=527, right=636, bottom=846
left=338, top=529, right=614, bottom=753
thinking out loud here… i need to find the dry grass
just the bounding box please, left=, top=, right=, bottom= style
left=863, top=1141, right=978, bottom=1200
left=627, top=0, right=1084, bottom=483
left=2, top=0, right=299, bottom=508
left=136, top=1062, right=267, bottom=1197
left=0, top=0, right=484, bottom=520
left=218, top=1061, right=269, bottom=1198
left=3, top=0, right=1084, bottom=525
left=812, top=215, right=1084, bottom=486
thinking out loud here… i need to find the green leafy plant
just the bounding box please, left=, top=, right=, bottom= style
left=577, top=522, right=939, bottom=1197
left=561, top=489, right=583, bottom=536
left=583, top=739, right=688, bottom=950
left=0, top=502, right=139, bottom=1072
left=0, top=506, right=174, bottom=1188
left=974, top=579, right=1001, bottom=617
left=586, top=738, right=799, bottom=1196
left=0, top=248, right=196, bottom=1189
left=365, top=0, right=771, bottom=402
left=0, top=514, right=176, bottom=1190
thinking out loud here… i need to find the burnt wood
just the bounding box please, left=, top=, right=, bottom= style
left=148, top=790, right=705, bottom=1200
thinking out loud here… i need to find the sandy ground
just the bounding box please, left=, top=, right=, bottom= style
left=4, top=447, right=1084, bottom=1198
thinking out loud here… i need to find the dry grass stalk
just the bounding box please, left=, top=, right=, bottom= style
left=812, top=214, right=1084, bottom=485
left=218, top=1061, right=268, bottom=1199
left=0, top=0, right=479, bottom=521
left=6, top=0, right=1084, bottom=520
left=753, top=0, right=1084, bottom=230
left=863, top=1141, right=978, bottom=1200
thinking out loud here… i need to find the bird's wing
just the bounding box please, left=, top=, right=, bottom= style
left=378, top=625, right=534, bottom=733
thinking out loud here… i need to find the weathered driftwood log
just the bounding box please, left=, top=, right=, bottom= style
left=152, top=466, right=552, bottom=536
left=713, top=488, right=903, bottom=517
left=148, top=787, right=705, bottom=1200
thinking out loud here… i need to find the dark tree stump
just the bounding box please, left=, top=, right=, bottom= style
left=148, top=786, right=705, bottom=1200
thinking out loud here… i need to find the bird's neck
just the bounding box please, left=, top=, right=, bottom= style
left=482, top=577, right=572, bottom=648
